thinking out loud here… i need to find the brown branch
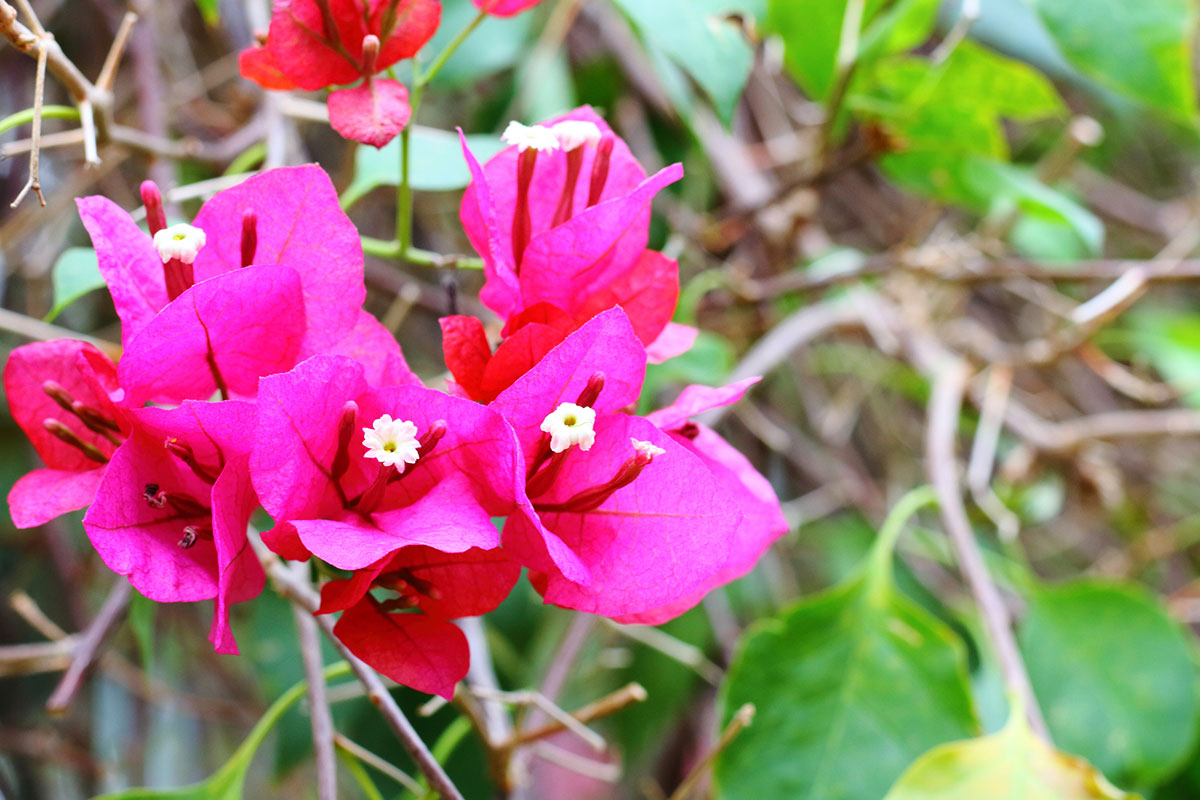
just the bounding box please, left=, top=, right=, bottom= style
left=666, top=703, right=755, bottom=800
left=925, top=359, right=1049, bottom=740
left=293, top=586, right=338, bottom=800
left=10, top=24, right=47, bottom=208
left=503, top=683, right=648, bottom=751
left=46, top=580, right=132, bottom=714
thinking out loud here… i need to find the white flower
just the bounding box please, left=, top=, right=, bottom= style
left=152, top=223, right=207, bottom=264
left=630, top=438, right=665, bottom=459
left=362, top=414, right=421, bottom=472
left=540, top=403, right=596, bottom=453
left=550, top=120, right=602, bottom=152
left=501, top=121, right=561, bottom=153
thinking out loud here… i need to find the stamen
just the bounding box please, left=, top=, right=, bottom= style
left=43, top=381, right=122, bottom=445
left=677, top=422, right=700, bottom=440
left=587, top=132, right=615, bottom=207
left=550, top=120, right=602, bottom=152
left=550, top=146, right=585, bottom=227
left=526, top=449, right=570, bottom=498
left=164, top=493, right=210, bottom=518
left=512, top=147, right=538, bottom=271
left=240, top=210, right=258, bottom=268
left=540, top=402, right=596, bottom=453
left=143, top=483, right=166, bottom=508
left=575, top=372, right=606, bottom=409
left=178, top=527, right=199, bottom=549
left=41, top=379, right=74, bottom=412
left=43, top=418, right=108, bottom=463
left=140, top=180, right=167, bottom=236
left=630, top=438, right=665, bottom=458
left=165, top=438, right=220, bottom=484
left=535, top=444, right=658, bottom=513
left=416, top=419, right=448, bottom=453
left=331, top=400, right=360, bottom=487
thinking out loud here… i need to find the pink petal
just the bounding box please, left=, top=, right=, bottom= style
left=645, top=322, right=699, bottom=364
left=508, top=414, right=739, bottom=617
left=459, top=130, right=521, bottom=320
left=328, top=310, right=421, bottom=388
left=334, top=597, right=469, bottom=699
left=318, top=556, right=389, bottom=614
left=262, top=520, right=312, bottom=562
left=8, top=467, right=105, bottom=529
left=4, top=340, right=124, bottom=470
left=83, top=430, right=219, bottom=603
left=572, top=250, right=679, bottom=346
left=613, top=424, right=786, bottom=625
left=478, top=321, right=567, bottom=403
left=252, top=355, right=371, bottom=525
left=263, top=0, right=363, bottom=89
left=329, top=79, right=412, bottom=148
left=646, top=377, right=761, bottom=432
left=208, top=455, right=265, bottom=655
left=518, top=164, right=683, bottom=315
left=396, top=546, right=521, bottom=619
left=135, top=399, right=259, bottom=465
left=238, top=44, right=296, bottom=90
left=118, top=266, right=306, bottom=406
left=191, top=165, right=366, bottom=354
left=472, top=0, right=544, bottom=15
left=489, top=308, right=647, bottom=459
left=76, top=196, right=168, bottom=349
left=294, top=475, right=500, bottom=571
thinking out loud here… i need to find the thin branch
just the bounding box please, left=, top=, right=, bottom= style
left=531, top=741, right=621, bottom=783
left=11, top=30, right=47, bottom=208
left=95, top=11, right=136, bottom=91
left=46, top=580, right=132, bottom=714
left=0, top=307, right=122, bottom=359
left=504, top=683, right=647, bottom=750
left=252, top=535, right=466, bottom=800
left=335, top=732, right=423, bottom=795
left=925, top=359, right=1049, bottom=740
left=293, top=575, right=338, bottom=800
left=666, top=703, right=755, bottom=800
left=603, top=620, right=724, bottom=686
left=471, top=687, right=606, bottom=753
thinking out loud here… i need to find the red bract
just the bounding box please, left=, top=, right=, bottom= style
left=458, top=107, right=695, bottom=365
left=488, top=308, right=781, bottom=620
left=317, top=546, right=519, bottom=698
left=239, top=0, right=440, bottom=147
left=82, top=400, right=264, bottom=654
left=471, top=0, right=544, bottom=16
left=5, top=340, right=128, bottom=528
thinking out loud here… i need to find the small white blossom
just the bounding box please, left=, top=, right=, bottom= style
left=540, top=403, right=596, bottom=453
left=501, top=121, right=560, bottom=153
left=362, top=414, right=421, bottom=472
left=152, top=223, right=207, bottom=264
left=630, top=438, right=665, bottom=459
left=550, top=120, right=602, bottom=152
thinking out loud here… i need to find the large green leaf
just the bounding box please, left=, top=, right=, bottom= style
left=424, top=0, right=534, bottom=88
left=1031, top=0, right=1197, bottom=118
left=46, top=247, right=105, bottom=322
left=342, top=128, right=506, bottom=208
left=884, top=706, right=1138, bottom=800
left=95, top=662, right=351, bottom=799
left=715, top=495, right=978, bottom=800
left=764, top=0, right=939, bottom=102
left=610, top=0, right=754, bottom=125
left=1018, top=580, right=1200, bottom=788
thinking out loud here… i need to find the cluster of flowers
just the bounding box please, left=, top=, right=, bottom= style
left=239, top=0, right=546, bottom=148
left=5, top=107, right=786, bottom=700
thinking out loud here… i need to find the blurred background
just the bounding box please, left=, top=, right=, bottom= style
left=4, top=0, right=1200, bottom=798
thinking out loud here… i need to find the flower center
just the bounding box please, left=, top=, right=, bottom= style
left=540, top=402, right=596, bottom=454
left=362, top=413, right=421, bottom=473
left=153, top=223, right=207, bottom=265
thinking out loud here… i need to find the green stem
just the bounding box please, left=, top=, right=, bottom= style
left=0, top=105, right=80, bottom=136
left=416, top=9, right=488, bottom=90
left=868, top=485, right=939, bottom=588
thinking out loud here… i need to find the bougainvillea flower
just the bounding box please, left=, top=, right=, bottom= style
left=459, top=107, right=686, bottom=354
left=472, top=0, right=544, bottom=17
left=490, top=308, right=757, bottom=619
left=616, top=378, right=789, bottom=625
left=250, top=354, right=538, bottom=572
left=82, top=400, right=264, bottom=654
left=5, top=340, right=127, bottom=528
left=316, top=545, right=520, bottom=698
left=239, top=1, right=439, bottom=146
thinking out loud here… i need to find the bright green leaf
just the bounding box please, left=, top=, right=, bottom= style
left=46, top=247, right=105, bottom=322
left=715, top=504, right=977, bottom=800
left=1018, top=580, right=1200, bottom=788
left=194, top=0, right=218, bottom=25
left=342, top=128, right=506, bottom=208
left=884, top=705, right=1138, bottom=800
left=425, top=0, right=534, bottom=88
left=1031, top=0, right=1197, bottom=118
left=610, top=0, right=753, bottom=125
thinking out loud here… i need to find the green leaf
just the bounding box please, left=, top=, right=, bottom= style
left=342, top=128, right=506, bottom=208
left=715, top=501, right=978, bottom=800
left=1018, top=580, right=1200, bottom=788
left=1127, top=311, right=1200, bottom=408
left=884, top=706, right=1138, bottom=800
left=128, top=589, right=157, bottom=676
left=610, top=0, right=754, bottom=125
left=765, top=0, right=938, bottom=102
left=1031, top=0, right=1197, bottom=118
left=194, top=0, right=218, bottom=25
left=95, top=662, right=351, bottom=799
left=425, top=0, right=534, bottom=88
left=46, top=247, right=105, bottom=322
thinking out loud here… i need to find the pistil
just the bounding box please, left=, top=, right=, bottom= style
left=165, top=438, right=221, bottom=484
left=42, top=380, right=122, bottom=446
left=240, top=210, right=258, bottom=267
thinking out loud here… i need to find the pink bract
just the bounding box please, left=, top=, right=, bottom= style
left=328, top=78, right=412, bottom=148
left=472, top=0, right=544, bottom=16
